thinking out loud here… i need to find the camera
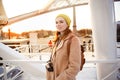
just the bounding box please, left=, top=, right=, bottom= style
left=45, top=60, right=54, bottom=72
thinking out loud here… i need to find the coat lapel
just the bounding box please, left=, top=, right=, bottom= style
left=54, top=32, right=74, bottom=52
left=51, top=40, right=64, bottom=59
left=52, top=32, right=74, bottom=57
left=56, top=40, right=64, bottom=51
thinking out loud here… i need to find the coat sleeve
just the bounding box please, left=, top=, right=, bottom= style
left=46, top=70, right=54, bottom=80
left=56, top=36, right=81, bottom=80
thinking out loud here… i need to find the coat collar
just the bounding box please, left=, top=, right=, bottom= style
left=52, top=32, right=75, bottom=58
left=55, top=32, right=74, bottom=51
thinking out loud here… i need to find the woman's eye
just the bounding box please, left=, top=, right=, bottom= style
left=60, top=21, right=63, bottom=23
left=56, top=21, right=63, bottom=24
left=56, top=21, right=58, bottom=24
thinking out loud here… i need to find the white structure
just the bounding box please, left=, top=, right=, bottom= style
left=89, top=0, right=117, bottom=80
left=29, top=32, right=38, bottom=45
left=0, top=43, right=46, bottom=79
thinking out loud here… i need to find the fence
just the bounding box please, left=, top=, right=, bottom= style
left=0, top=44, right=120, bottom=80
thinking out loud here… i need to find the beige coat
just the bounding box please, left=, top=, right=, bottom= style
left=46, top=32, right=81, bottom=80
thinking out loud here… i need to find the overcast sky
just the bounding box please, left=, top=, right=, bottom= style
left=2, top=0, right=120, bottom=34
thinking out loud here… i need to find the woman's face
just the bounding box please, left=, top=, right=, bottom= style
left=55, top=17, right=68, bottom=32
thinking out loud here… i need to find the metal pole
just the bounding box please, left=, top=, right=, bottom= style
left=8, top=28, right=10, bottom=39
left=72, top=6, right=77, bottom=34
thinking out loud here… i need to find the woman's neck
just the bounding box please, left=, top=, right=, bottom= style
left=58, top=28, right=71, bottom=40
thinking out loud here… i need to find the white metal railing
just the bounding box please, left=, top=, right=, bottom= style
left=0, top=44, right=120, bottom=80
left=0, top=59, right=120, bottom=80
left=12, top=44, right=51, bottom=53
left=102, top=63, right=120, bottom=80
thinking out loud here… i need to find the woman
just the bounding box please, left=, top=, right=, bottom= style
left=46, top=14, right=81, bottom=80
